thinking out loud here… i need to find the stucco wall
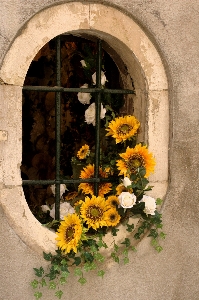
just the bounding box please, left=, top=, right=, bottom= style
left=0, top=1, right=199, bottom=300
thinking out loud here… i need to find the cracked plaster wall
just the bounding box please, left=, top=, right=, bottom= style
left=0, top=1, right=199, bottom=300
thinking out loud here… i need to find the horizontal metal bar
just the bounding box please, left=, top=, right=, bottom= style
left=22, top=177, right=116, bottom=185
left=22, top=85, right=135, bottom=94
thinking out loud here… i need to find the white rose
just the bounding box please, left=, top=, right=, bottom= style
left=121, top=177, right=132, bottom=188
left=80, top=60, right=87, bottom=67
left=50, top=184, right=67, bottom=197
left=41, top=205, right=50, bottom=213
left=118, top=192, right=136, bottom=209
left=50, top=202, right=75, bottom=219
left=140, top=195, right=156, bottom=215
left=92, top=71, right=107, bottom=86
left=77, top=84, right=92, bottom=105
left=85, top=103, right=106, bottom=126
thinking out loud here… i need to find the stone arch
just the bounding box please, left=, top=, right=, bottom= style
left=0, top=2, right=169, bottom=254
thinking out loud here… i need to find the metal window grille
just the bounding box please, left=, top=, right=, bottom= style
left=22, top=35, right=134, bottom=220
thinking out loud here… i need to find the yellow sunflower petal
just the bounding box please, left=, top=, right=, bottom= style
left=106, top=195, right=120, bottom=207
left=80, top=195, right=107, bottom=230
left=106, top=115, right=140, bottom=143
left=116, top=144, right=155, bottom=178
left=78, top=164, right=112, bottom=196
left=55, top=213, right=82, bottom=253
left=77, top=144, right=90, bottom=159
left=104, top=208, right=121, bottom=227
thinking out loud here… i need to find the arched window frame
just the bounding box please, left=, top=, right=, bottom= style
left=0, top=3, right=169, bottom=254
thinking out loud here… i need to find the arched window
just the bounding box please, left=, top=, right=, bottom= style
left=21, top=35, right=135, bottom=223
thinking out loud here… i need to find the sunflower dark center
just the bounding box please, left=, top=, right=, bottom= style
left=65, top=225, right=75, bottom=242
left=110, top=214, right=116, bottom=221
left=87, top=205, right=103, bottom=221
left=126, top=154, right=145, bottom=172
left=117, top=124, right=132, bottom=135
left=111, top=200, right=118, bottom=206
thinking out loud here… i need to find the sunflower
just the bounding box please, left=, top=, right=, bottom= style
left=78, top=164, right=112, bottom=196
left=77, top=144, right=90, bottom=159
left=106, top=115, right=140, bottom=143
left=80, top=195, right=107, bottom=230
left=116, top=144, right=156, bottom=178
left=104, top=208, right=121, bottom=227
left=55, top=214, right=82, bottom=253
left=106, top=195, right=120, bottom=208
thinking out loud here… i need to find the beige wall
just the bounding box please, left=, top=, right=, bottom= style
left=0, top=1, right=199, bottom=300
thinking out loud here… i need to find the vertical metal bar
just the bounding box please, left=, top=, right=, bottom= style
left=55, top=35, right=61, bottom=220
left=94, top=39, right=102, bottom=195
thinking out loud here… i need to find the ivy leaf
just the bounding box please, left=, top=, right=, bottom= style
left=61, top=271, right=69, bottom=278
left=73, top=256, right=81, bottom=266
left=34, top=292, right=42, bottom=299
left=61, top=259, right=67, bottom=265
left=160, top=232, right=166, bottom=239
left=156, top=198, right=163, bottom=205
left=148, top=229, right=158, bottom=239
left=83, top=252, right=94, bottom=263
left=114, top=243, right=119, bottom=252
left=94, top=252, right=104, bottom=263
left=131, top=246, right=137, bottom=252
left=43, top=252, right=52, bottom=261
left=126, top=223, right=134, bottom=232
left=78, top=277, right=87, bottom=285
left=156, top=246, right=163, bottom=253
left=123, top=257, right=129, bottom=264
left=49, top=281, right=56, bottom=290
left=60, top=277, right=67, bottom=285
left=111, top=227, right=119, bottom=236
left=41, top=278, right=47, bottom=287
left=74, top=268, right=82, bottom=277
left=33, top=267, right=44, bottom=278
left=97, top=270, right=105, bottom=278
left=55, top=290, right=63, bottom=299
left=31, top=280, right=38, bottom=289
left=121, top=238, right=130, bottom=247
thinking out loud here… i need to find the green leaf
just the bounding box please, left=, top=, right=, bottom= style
left=94, top=252, right=104, bottom=263
left=156, top=245, right=163, bottom=253
left=34, top=292, right=42, bottom=299
left=148, top=229, right=158, bottom=239
left=49, top=281, right=56, bottom=289
left=33, top=267, right=44, bottom=278
left=123, top=248, right=128, bottom=256
left=55, top=290, right=63, bottom=299
left=123, top=257, right=129, bottom=264
left=114, top=243, right=119, bottom=252
left=53, top=265, right=60, bottom=271
left=97, top=270, right=105, bottom=278
left=131, top=246, right=137, bottom=252
left=41, top=278, right=47, bottom=287
left=43, top=252, right=52, bottom=261
left=126, top=223, right=134, bottom=232
left=160, top=232, right=166, bottom=239
left=31, top=280, right=38, bottom=289
left=61, top=271, right=69, bottom=278
left=78, top=277, right=87, bottom=285
left=111, top=252, right=119, bottom=263
left=74, top=268, right=82, bottom=277
left=73, top=256, right=81, bottom=266
left=121, top=238, right=130, bottom=247
left=151, top=239, right=158, bottom=247
left=156, top=198, right=163, bottom=205
left=90, top=245, right=98, bottom=253
left=61, top=259, right=67, bottom=265
left=111, top=227, right=120, bottom=236
left=60, top=277, right=67, bottom=285
left=60, top=265, right=69, bottom=272
left=83, top=252, right=94, bottom=263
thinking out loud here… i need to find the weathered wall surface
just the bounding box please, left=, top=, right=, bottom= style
left=0, top=1, right=199, bottom=300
